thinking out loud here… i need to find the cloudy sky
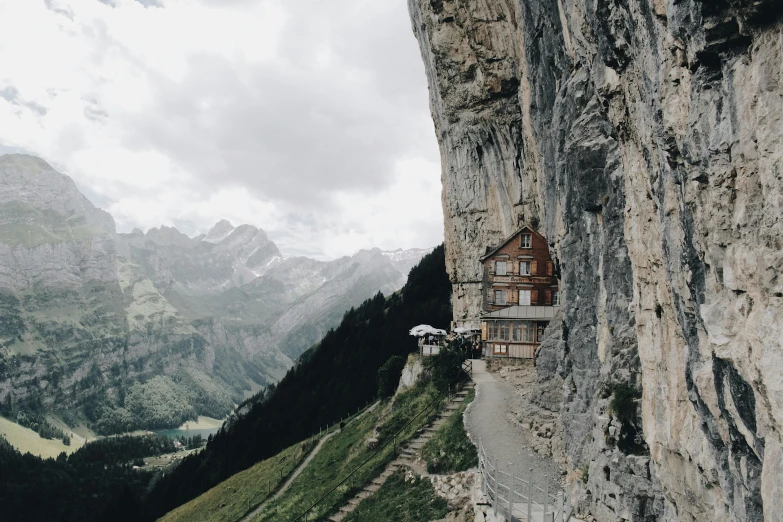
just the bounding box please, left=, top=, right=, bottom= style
left=0, top=0, right=443, bottom=259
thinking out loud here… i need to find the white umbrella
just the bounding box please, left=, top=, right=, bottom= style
left=409, top=325, right=448, bottom=337
left=409, top=324, right=435, bottom=337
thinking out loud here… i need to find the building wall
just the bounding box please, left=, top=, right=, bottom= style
left=481, top=228, right=558, bottom=311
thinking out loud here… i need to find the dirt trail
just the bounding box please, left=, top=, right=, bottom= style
left=241, top=401, right=379, bottom=522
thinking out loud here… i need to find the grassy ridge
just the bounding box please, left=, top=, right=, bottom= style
left=160, top=441, right=313, bottom=522
left=250, top=383, right=441, bottom=522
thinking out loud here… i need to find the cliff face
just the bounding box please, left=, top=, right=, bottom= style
left=409, top=1, right=783, bottom=520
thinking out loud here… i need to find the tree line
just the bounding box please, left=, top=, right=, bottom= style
left=0, top=433, right=176, bottom=522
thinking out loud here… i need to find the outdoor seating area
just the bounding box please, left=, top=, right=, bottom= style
left=409, top=324, right=482, bottom=358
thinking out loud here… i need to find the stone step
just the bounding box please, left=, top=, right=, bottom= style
left=356, top=490, right=373, bottom=499
left=339, top=504, right=355, bottom=514
left=348, top=497, right=362, bottom=506
left=372, top=477, right=384, bottom=485
left=365, top=484, right=380, bottom=492
left=328, top=513, right=345, bottom=522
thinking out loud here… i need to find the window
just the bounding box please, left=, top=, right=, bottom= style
left=495, top=260, right=507, bottom=275
left=552, top=290, right=560, bottom=305
left=522, top=321, right=535, bottom=343
left=489, top=322, right=499, bottom=340
left=493, top=344, right=507, bottom=354
left=499, top=321, right=509, bottom=341
left=512, top=321, right=523, bottom=341
left=518, top=289, right=531, bottom=306
left=494, top=290, right=507, bottom=305
left=521, top=234, right=532, bottom=248
left=519, top=261, right=531, bottom=275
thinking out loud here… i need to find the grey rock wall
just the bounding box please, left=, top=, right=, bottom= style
left=409, top=0, right=783, bottom=520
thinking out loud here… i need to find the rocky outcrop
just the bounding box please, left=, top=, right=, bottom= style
left=0, top=155, right=117, bottom=291
left=397, top=355, right=425, bottom=392
left=409, top=0, right=783, bottom=520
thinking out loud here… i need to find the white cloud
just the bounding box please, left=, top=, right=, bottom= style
left=0, top=0, right=443, bottom=259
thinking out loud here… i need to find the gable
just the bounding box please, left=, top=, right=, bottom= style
left=479, top=225, right=547, bottom=262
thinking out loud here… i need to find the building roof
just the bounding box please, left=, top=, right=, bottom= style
left=479, top=224, right=548, bottom=262
left=481, top=305, right=560, bottom=320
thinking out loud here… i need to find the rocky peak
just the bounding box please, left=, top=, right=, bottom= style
left=0, top=153, right=115, bottom=234
left=203, top=219, right=236, bottom=243
left=142, top=225, right=196, bottom=248
left=0, top=154, right=117, bottom=291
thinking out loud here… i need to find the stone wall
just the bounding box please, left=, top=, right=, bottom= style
left=408, top=0, right=783, bottom=519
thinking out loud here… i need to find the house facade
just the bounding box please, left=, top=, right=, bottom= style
left=480, top=225, right=560, bottom=358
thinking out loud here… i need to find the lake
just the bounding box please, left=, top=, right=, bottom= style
left=155, top=427, right=221, bottom=440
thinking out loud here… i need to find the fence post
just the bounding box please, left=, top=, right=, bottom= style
left=493, top=457, right=498, bottom=513
left=527, top=468, right=533, bottom=522
left=544, top=473, right=550, bottom=521
left=566, top=488, right=572, bottom=521
left=557, top=491, right=564, bottom=522
left=508, top=462, right=514, bottom=520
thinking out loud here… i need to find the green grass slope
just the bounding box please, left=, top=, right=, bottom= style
left=160, top=441, right=313, bottom=522
left=251, top=384, right=440, bottom=522
left=342, top=471, right=448, bottom=522
left=422, top=388, right=477, bottom=474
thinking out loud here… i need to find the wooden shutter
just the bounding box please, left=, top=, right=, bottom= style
left=531, top=260, right=538, bottom=275
left=489, top=261, right=495, bottom=275
left=545, top=289, right=552, bottom=305
left=531, top=290, right=539, bottom=304
left=513, top=261, right=518, bottom=275
left=547, top=261, right=553, bottom=276
left=481, top=322, right=487, bottom=341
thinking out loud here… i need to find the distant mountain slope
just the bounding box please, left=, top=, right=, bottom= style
left=0, top=154, right=433, bottom=437
left=143, top=245, right=451, bottom=520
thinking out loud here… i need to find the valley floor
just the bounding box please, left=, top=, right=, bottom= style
left=0, top=415, right=85, bottom=458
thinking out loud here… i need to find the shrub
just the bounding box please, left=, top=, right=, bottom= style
left=607, top=383, right=646, bottom=455
left=423, top=343, right=466, bottom=393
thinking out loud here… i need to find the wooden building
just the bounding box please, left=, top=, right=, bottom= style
left=479, top=225, right=560, bottom=358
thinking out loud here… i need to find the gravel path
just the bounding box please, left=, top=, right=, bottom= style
left=465, top=360, right=561, bottom=496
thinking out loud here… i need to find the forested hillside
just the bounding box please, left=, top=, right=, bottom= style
left=143, top=244, right=451, bottom=520
left=0, top=434, right=175, bottom=522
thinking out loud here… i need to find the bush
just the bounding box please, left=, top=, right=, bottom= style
left=607, top=383, right=645, bottom=455
left=377, top=356, right=407, bottom=398
left=423, top=343, right=466, bottom=393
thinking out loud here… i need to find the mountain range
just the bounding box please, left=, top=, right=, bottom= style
left=0, top=154, right=431, bottom=434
